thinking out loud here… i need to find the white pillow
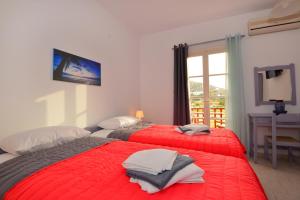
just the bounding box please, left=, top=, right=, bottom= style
left=97, top=116, right=139, bottom=129
left=0, top=126, right=90, bottom=155
left=91, top=129, right=114, bottom=138
left=0, top=153, right=18, bottom=165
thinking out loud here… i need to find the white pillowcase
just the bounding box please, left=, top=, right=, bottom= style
left=91, top=129, right=114, bottom=138
left=97, top=116, right=139, bottom=129
left=0, top=153, right=18, bottom=165
left=0, top=126, right=90, bottom=155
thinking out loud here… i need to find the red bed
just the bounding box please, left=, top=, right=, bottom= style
left=4, top=141, right=265, bottom=200
left=126, top=125, right=246, bottom=159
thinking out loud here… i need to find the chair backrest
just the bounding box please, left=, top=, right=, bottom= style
left=275, top=114, right=300, bottom=123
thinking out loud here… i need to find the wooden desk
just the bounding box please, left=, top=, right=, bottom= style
left=249, top=113, right=272, bottom=162
left=248, top=113, right=300, bottom=163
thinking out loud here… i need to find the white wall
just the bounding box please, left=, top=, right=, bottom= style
left=0, top=0, right=140, bottom=139
left=0, top=3, right=299, bottom=143
left=140, top=9, right=300, bottom=125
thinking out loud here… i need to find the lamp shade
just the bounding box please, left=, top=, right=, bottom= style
left=135, top=110, right=144, bottom=120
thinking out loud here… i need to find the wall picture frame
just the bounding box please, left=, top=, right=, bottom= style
left=53, top=49, right=101, bottom=86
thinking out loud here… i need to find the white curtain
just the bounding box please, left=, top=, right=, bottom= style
left=225, top=34, right=247, bottom=149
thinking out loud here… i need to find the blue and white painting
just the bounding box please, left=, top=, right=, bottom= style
left=53, top=49, right=101, bottom=86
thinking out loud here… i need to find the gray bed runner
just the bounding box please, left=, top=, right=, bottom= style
left=107, top=123, right=151, bottom=141
left=0, top=137, right=116, bottom=199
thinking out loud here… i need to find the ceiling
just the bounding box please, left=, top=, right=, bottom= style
left=98, top=0, right=277, bottom=35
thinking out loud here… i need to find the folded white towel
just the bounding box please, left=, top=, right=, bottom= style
left=122, top=149, right=178, bottom=175
left=130, top=163, right=205, bottom=194
left=179, top=172, right=203, bottom=183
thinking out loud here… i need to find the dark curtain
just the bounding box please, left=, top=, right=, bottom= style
left=173, top=43, right=190, bottom=125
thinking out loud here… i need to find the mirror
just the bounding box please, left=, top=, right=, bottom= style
left=254, top=63, right=296, bottom=105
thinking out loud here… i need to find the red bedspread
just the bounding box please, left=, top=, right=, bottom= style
left=129, top=125, right=246, bottom=159
left=5, top=141, right=266, bottom=200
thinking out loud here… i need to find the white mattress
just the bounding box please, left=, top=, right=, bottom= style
left=0, top=153, right=18, bottom=164
left=91, top=129, right=114, bottom=138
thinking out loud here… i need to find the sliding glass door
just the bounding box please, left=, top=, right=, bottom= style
left=187, top=49, right=227, bottom=128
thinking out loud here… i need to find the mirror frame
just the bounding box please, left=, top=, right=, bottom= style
left=254, top=63, right=296, bottom=106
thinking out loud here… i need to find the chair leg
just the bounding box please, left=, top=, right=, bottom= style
left=264, top=136, right=269, bottom=160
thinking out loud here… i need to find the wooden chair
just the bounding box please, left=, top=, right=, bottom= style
left=264, top=113, right=300, bottom=168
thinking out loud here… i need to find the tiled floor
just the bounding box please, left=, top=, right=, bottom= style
left=249, top=155, right=300, bottom=200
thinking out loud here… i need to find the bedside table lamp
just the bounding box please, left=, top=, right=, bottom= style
left=136, top=110, right=144, bottom=121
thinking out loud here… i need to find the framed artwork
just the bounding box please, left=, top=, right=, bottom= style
left=53, top=49, right=101, bottom=86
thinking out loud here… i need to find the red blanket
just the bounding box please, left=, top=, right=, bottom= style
left=129, top=125, right=246, bottom=159
left=5, top=141, right=266, bottom=200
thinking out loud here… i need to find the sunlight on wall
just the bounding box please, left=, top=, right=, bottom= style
left=76, top=85, right=87, bottom=128
left=76, top=85, right=87, bottom=114
left=76, top=114, right=87, bottom=128
left=35, top=86, right=87, bottom=128
left=36, top=91, right=65, bottom=126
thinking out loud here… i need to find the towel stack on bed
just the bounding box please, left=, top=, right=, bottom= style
left=122, top=149, right=204, bottom=194
left=175, top=124, right=210, bottom=135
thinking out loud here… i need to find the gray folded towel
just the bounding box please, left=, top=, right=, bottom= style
left=176, top=124, right=210, bottom=135
left=126, top=155, right=194, bottom=189
left=178, top=126, right=209, bottom=133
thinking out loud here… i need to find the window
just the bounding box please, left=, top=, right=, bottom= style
left=187, top=49, right=227, bottom=128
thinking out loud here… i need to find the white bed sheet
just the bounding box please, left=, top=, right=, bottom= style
left=0, top=153, right=18, bottom=164
left=91, top=129, right=114, bottom=138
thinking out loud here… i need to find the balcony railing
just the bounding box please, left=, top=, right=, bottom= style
left=191, top=107, right=226, bottom=128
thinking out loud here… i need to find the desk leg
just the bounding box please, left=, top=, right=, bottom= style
left=272, top=116, right=277, bottom=168
left=253, top=119, right=258, bottom=163
left=249, top=118, right=253, bottom=157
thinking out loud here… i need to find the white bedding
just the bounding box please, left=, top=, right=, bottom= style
left=0, top=153, right=18, bottom=164
left=98, top=116, right=139, bottom=129
left=91, top=129, right=114, bottom=138
left=0, top=126, right=90, bottom=155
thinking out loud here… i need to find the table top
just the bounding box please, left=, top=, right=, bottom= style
left=248, top=113, right=300, bottom=128
left=248, top=113, right=274, bottom=117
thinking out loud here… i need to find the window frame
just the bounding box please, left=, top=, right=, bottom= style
left=187, top=46, right=227, bottom=127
